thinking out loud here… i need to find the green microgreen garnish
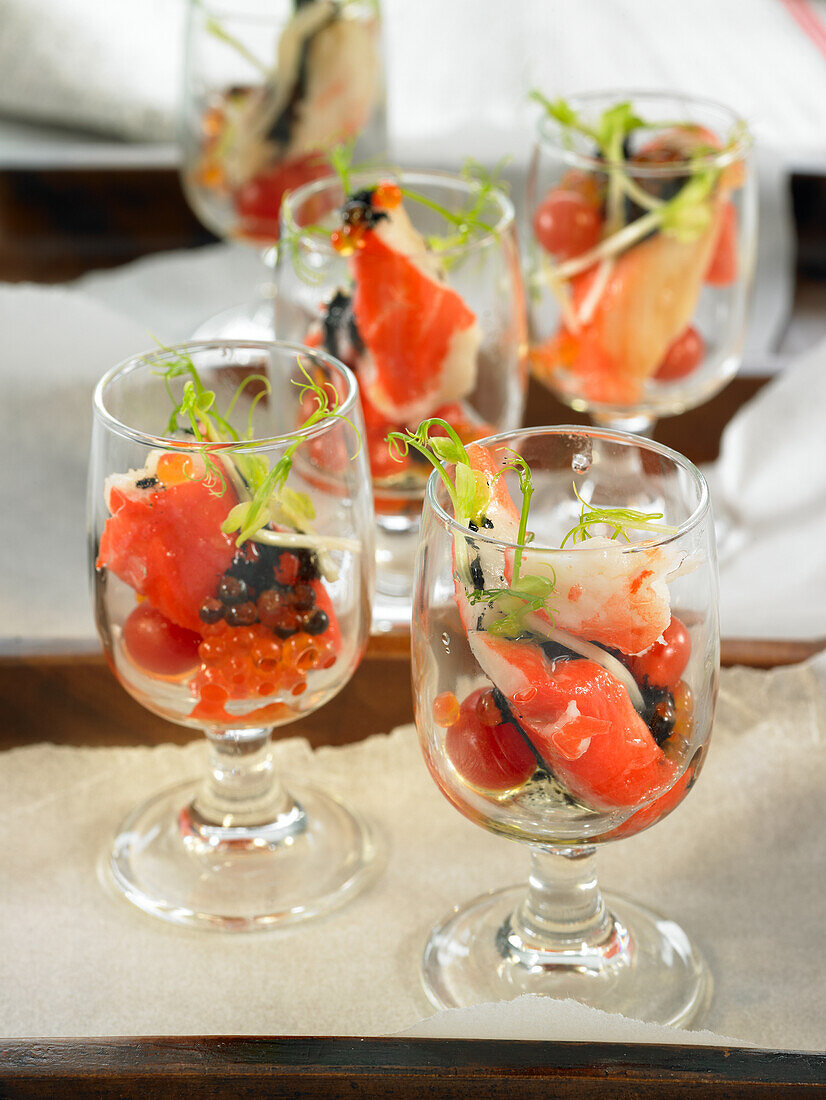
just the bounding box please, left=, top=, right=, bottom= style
left=201, top=8, right=269, bottom=76
left=286, top=146, right=508, bottom=285
left=403, top=158, right=508, bottom=256
left=529, top=91, right=741, bottom=274
left=386, top=419, right=490, bottom=524
left=492, top=450, right=533, bottom=584
left=153, top=348, right=359, bottom=552
left=221, top=362, right=360, bottom=546
left=560, top=483, right=677, bottom=547
left=468, top=570, right=557, bottom=638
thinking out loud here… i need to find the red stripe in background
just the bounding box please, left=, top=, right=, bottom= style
left=780, top=0, right=826, bottom=58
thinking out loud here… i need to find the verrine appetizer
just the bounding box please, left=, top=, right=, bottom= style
left=182, top=0, right=385, bottom=246
left=408, top=423, right=718, bottom=1025
left=527, top=91, right=755, bottom=435
left=90, top=341, right=377, bottom=930
left=278, top=162, right=527, bottom=615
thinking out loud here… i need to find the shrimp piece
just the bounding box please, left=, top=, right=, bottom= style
left=522, top=536, right=674, bottom=655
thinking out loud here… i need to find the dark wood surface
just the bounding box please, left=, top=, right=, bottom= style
left=1, top=1037, right=824, bottom=1098
left=2, top=636, right=824, bottom=753
left=1, top=165, right=824, bottom=1093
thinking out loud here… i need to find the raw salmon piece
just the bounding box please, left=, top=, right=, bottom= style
left=97, top=476, right=237, bottom=634
left=468, top=635, right=676, bottom=811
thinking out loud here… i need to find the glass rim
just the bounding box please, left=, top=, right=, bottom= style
left=424, top=424, right=710, bottom=554
left=535, top=88, right=752, bottom=176
left=280, top=168, right=516, bottom=259
left=192, top=1, right=376, bottom=22
left=93, top=339, right=359, bottom=452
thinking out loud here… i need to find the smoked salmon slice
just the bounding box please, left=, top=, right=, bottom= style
left=467, top=634, right=677, bottom=811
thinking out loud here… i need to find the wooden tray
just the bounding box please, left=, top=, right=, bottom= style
left=1, top=166, right=824, bottom=1095
left=1, top=638, right=824, bottom=1098
left=1, top=1036, right=824, bottom=1098
left=1, top=636, right=823, bottom=753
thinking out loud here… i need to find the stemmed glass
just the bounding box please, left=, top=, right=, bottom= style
left=277, top=169, right=527, bottom=628
left=412, top=425, right=718, bottom=1025
left=526, top=91, right=756, bottom=436
left=90, top=340, right=378, bottom=930
left=180, top=0, right=386, bottom=338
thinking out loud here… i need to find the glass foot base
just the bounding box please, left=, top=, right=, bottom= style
left=108, top=777, right=381, bottom=932
left=421, top=885, right=711, bottom=1028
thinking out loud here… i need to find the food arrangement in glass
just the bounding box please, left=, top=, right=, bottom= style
left=409, top=422, right=718, bottom=1025
left=90, top=340, right=377, bottom=930
left=527, top=91, right=755, bottom=435
left=276, top=158, right=527, bottom=623
left=180, top=0, right=386, bottom=336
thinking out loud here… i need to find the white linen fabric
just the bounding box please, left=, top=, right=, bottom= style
left=1, top=0, right=826, bottom=162
left=0, top=656, right=824, bottom=1047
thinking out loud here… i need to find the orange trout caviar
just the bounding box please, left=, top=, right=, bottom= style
left=672, top=680, right=695, bottom=740
left=433, top=692, right=460, bottom=728
left=331, top=224, right=367, bottom=255
left=372, top=181, right=402, bottom=209
left=190, top=618, right=333, bottom=709
left=156, top=453, right=200, bottom=486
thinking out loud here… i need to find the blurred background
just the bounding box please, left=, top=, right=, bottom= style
left=0, top=0, right=824, bottom=162
left=0, top=0, right=823, bottom=359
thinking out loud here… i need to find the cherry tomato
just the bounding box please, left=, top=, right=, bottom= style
left=654, top=327, right=705, bottom=382
left=445, top=688, right=536, bottom=792
left=533, top=189, right=601, bottom=260
left=629, top=617, right=692, bottom=692
left=235, top=154, right=329, bottom=242
left=123, top=605, right=201, bottom=676
left=705, top=201, right=738, bottom=286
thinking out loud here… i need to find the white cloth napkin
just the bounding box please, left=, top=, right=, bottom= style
left=0, top=285, right=148, bottom=651
left=2, top=0, right=826, bottom=162
left=707, top=334, right=826, bottom=640
left=0, top=656, right=824, bottom=1048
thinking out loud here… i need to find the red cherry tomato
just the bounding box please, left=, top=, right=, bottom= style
left=235, top=154, right=329, bottom=242
left=629, top=617, right=692, bottom=692
left=533, top=189, right=601, bottom=260
left=654, top=327, right=705, bottom=382
left=445, top=688, right=536, bottom=792
left=705, top=201, right=738, bottom=286
left=123, top=605, right=201, bottom=677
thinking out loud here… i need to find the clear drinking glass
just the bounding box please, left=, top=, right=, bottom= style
left=277, top=169, right=527, bottom=628
left=526, top=91, right=756, bottom=436
left=90, top=340, right=378, bottom=930
left=412, top=425, right=718, bottom=1025
left=180, top=0, right=386, bottom=337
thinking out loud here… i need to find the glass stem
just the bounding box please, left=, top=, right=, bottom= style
left=499, top=845, right=628, bottom=972
left=590, top=411, right=656, bottom=438
left=182, top=727, right=306, bottom=849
